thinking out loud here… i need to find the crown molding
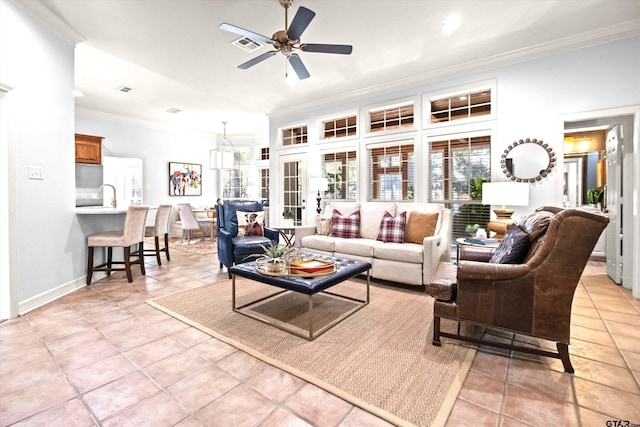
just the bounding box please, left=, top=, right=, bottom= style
left=10, top=0, right=85, bottom=46
left=268, top=20, right=640, bottom=120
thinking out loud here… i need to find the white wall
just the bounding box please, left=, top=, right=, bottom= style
left=1, top=1, right=77, bottom=309
left=269, top=36, right=640, bottom=222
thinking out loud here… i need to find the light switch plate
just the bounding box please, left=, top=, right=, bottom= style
left=29, top=165, right=44, bottom=180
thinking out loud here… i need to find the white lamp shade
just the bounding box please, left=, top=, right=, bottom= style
left=310, top=177, right=329, bottom=192
left=482, top=182, right=530, bottom=207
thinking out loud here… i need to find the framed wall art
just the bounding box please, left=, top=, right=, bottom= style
left=169, top=162, right=202, bottom=196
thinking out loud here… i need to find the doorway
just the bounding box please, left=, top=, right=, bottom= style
left=0, top=84, right=17, bottom=320
left=563, top=107, right=638, bottom=298
left=279, top=153, right=307, bottom=226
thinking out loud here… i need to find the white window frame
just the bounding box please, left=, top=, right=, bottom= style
left=365, top=136, right=417, bottom=202
left=279, top=122, right=309, bottom=147
left=363, top=97, right=419, bottom=137
left=318, top=109, right=359, bottom=141
left=423, top=80, right=496, bottom=129
left=319, top=145, right=359, bottom=202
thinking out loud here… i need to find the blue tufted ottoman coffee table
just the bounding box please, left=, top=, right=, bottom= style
left=228, top=254, right=371, bottom=340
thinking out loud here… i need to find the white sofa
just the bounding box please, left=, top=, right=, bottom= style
left=295, top=202, right=452, bottom=287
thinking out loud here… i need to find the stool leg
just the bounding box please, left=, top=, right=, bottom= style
left=86, top=246, right=94, bottom=285
left=164, top=233, right=170, bottom=261
left=106, top=247, right=113, bottom=276
left=154, top=236, right=162, bottom=265
left=139, top=242, right=146, bottom=276
left=124, top=246, right=133, bottom=282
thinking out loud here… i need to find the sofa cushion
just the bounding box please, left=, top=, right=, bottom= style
left=489, top=225, right=531, bottom=264
left=334, top=238, right=382, bottom=257
left=405, top=211, right=439, bottom=244
left=331, top=209, right=360, bottom=239
left=376, top=211, right=407, bottom=243
left=374, top=241, right=424, bottom=264
left=316, top=216, right=332, bottom=236
left=236, top=211, right=264, bottom=237
left=300, top=234, right=336, bottom=252
left=359, top=202, right=397, bottom=239
left=326, top=202, right=360, bottom=217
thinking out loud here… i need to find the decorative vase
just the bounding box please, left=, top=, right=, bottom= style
left=256, top=258, right=286, bottom=273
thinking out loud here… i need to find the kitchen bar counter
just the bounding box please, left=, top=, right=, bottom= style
left=76, top=207, right=129, bottom=214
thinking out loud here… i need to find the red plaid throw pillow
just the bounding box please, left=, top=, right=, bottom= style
left=376, top=211, right=407, bottom=243
left=331, top=209, right=360, bottom=238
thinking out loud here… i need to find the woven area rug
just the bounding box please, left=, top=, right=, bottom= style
left=163, top=237, right=217, bottom=255
left=148, top=277, right=479, bottom=427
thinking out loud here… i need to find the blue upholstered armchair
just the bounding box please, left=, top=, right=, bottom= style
left=216, top=200, right=278, bottom=277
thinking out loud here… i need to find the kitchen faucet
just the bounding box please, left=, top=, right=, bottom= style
left=98, top=184, right=117, bottom=208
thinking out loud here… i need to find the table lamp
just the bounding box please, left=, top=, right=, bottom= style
left=310, top=177, right=329, bottom=214
left=482, top=182, right=530, bottom=240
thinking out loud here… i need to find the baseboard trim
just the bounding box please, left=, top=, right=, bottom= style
left=18, top=273, right=106, bottom=315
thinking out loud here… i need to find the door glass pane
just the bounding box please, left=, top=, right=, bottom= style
left=283, top=160, right=303, bottom=225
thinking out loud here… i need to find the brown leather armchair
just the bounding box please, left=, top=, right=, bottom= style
left=427, top=206, right=609, bottom=373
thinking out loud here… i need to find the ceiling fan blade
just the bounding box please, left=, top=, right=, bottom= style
left=238, top=51, right=277, bottom=70
left=288, top=54, right=310, bottom=80
left=300, top=43, right=353, bottom=55
left=286, top=6, right=315, bottom=40
left=219, top=23, right=273, bottom=45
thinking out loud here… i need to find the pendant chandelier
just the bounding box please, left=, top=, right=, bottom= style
left=210, top=121, right=237, bottom=170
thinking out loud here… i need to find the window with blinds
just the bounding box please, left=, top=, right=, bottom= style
left=369, top=103, right=414, bottom=133
left=429, top=89, right=491, bottom=124
left=428, top=134, right=491, bottom=238
left=322, top=115, right=357, bottom=140
left=282, top=125, right=308, bottom=146
left=321, top=150, right=357, bottom=200
left=368, top=142, right=414, bottom=201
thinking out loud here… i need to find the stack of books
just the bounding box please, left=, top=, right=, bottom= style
left=464, top=237, right=499, bottom=245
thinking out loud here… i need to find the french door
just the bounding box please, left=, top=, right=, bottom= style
left=279, top=153, right=306, bottom=226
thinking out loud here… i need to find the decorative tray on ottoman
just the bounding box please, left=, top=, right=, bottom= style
left=289, top=259, right=336, bottom=275
left=255, top=258, right=336, bottom=277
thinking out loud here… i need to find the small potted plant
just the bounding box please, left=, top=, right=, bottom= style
left=282, top=208, right=294, bottom=227
left=466, top=223, right=480, bottom=237
left=256, top=241, right=288, bottom=273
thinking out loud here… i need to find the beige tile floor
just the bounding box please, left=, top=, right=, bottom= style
left=1, top=248, right=638, bottom=426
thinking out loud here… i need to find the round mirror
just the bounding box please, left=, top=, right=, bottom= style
left=500, top=138, right=555, bottom=182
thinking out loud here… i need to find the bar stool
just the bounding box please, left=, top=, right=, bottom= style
left=86, top=206, right=149, bottom=284
left=177, top=204, right=204, bottom=244
left=139, top=204, right=172, bottom=265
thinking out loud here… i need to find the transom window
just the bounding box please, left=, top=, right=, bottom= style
left=368, top=142, right=414, bottom=201
left=322, top=115, right=357, bottom=140
left=282, top=125, right=308, bottom=146
left=321, top=150, right=357, bottom=200
left=260, top=147, right=269, bottom=160
left=369, top=103, right=414, bottom=133
left=429, top=89, right=491, bottom=124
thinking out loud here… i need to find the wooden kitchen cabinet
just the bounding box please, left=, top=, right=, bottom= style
left=75, top=134, right=103, bottom=164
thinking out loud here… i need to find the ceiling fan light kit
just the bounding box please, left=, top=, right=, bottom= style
left=219, top=0, right=353, bottom=80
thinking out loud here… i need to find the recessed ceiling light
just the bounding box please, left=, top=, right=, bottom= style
left=442, top=15, right=461, bottom=34
left=166, top=108, right=182, bottom=114
left=73, top=90, right=84, bottom=97
left=116, top=85, right=134, bottom=93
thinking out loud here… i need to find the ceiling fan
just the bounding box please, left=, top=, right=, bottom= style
left=219, top=0, right=353, bottom=80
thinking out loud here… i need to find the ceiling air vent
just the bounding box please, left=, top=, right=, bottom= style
left=166, top=108, right=182, bottom=114
left=232, top=36, right=263, bottom=53
left=117, top=85, right=134, bottom=93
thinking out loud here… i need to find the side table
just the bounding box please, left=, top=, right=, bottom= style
left=274, top=226, right=297, bottom=247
